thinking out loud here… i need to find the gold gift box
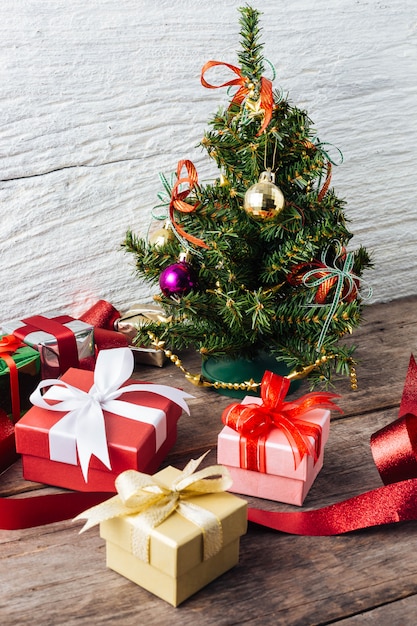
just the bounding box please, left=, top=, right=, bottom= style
left=116, top=304, right=167, bottom=368
left=100, top=465, right=247, bottom=606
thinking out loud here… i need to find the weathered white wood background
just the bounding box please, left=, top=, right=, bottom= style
left=1, top=0, right=416, bottom=322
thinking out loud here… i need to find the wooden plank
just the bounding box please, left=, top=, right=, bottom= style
left=335, top=294, right=417, bottom=416
left=334, top=594, right=417, bottom=625
left=1, top=296, right=417, bottom=624
left=0, top=412, right=415, bottom=625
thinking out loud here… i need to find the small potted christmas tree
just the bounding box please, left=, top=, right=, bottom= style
left=123, top=5, right=372, bottom=395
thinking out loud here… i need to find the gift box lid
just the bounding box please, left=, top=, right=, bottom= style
left=100, top=464, right=248, bottom=578
left=15, top=367, right=183, bottom=476
left=218, top=394, right=330, bottom=481
left=2, top=314, right=93, bottom=348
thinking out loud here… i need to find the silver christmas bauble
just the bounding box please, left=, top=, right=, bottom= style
left=243, top=169, right=285, bottom=220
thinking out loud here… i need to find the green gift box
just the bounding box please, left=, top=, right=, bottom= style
left=0, top=335, right=41, bottom=421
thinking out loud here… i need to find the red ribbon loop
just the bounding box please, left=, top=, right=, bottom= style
left=371, top=355, right=417, bottom=485
left=201, top=60, right=274, bottom=136
left=222, top=370, right=341, bottom=473
left=79, top=300, right=128, bottom=354
left=371, top=413, right=417, bottom=485
left=169, top=160, right=209, bottom=250
left=79, top=300, right=121, bottom=330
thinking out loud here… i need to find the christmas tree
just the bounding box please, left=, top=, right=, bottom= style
left=123, top=5, right=372, bottom=391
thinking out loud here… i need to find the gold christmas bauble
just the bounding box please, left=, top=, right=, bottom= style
left=149, top=222, right=174, bottom=248
left=243, top=169, right=285, bottom=220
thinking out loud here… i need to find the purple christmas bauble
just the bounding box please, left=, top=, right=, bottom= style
left=159, top=261, right=198, bottom=297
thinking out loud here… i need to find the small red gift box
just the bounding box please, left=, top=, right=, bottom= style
left=217, top=371, right=339, bottom=506
left=0, top=409, right=17, bottom=473
left=0, top=335, right=41, bottom=472
left=15, top=348, right=192, bottom=492
left=2, top=313, right=95, bottom=378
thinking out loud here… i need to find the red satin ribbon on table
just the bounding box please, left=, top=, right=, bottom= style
left=16, top=315, right=79, bottom=374
left=169, top=160, right=209, bottom=250
left=0, top=491, right=112, bottom=531
left=248, top=355, right=417, bottom=535
left=222, top=371, right=341, bottom=473
left=248, top=478, right=417, bottom=535
left=201, top=60, right=274, bottom=136
left=0, top=335, right=25, bottom=422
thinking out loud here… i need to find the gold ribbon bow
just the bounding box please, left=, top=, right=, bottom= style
left=75, top=453, right=232, bottom=563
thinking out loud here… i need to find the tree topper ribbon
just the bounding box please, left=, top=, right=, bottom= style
left=201, top=60, right=274, bottom=136
left=169, top=159, right=209, bottom=250
left=302, top=241, right=372, bottom=351
left=222, top=370, right=341, bottom=472
left=0, top=334, right=25, bottom=422
left=75, top=452, right=232, bottom=562
left=29, top=347, right=194, bottom=482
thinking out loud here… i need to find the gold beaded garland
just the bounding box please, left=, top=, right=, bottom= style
left=146, top=331, right=359, bottom=391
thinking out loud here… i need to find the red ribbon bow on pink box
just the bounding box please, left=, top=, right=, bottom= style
left=221, top=370, right=341, bottom=473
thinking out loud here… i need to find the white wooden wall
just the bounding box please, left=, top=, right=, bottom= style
left=1, top=0, right=416, bottom=322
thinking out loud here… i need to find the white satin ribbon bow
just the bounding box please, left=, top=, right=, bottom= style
left=29, top=347, right=193, bottom=482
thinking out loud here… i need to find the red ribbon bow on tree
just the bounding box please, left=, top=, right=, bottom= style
left=201, top=60, right=274, bottom=136
left=221, top=370, right=341, bottom=473
left=169, top=159, right=209, bottom=250
left=0, top=334, right=25, bottom=422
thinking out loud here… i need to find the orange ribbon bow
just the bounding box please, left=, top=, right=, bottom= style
left=201, top=60, right=274, bottom=136
left=222, top=370, right=341, bottom=473
left=169, top=159, right=209, bottom=250
left=0, top=335, right=25, bottom=422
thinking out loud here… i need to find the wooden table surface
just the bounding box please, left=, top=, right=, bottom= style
left=1, top=295, right=417, bottom=626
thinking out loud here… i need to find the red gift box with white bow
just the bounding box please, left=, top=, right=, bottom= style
left=15, top=348, right=192, bottom=492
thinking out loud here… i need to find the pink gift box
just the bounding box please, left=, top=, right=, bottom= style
left=217, top=396, right=330, bottom=506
